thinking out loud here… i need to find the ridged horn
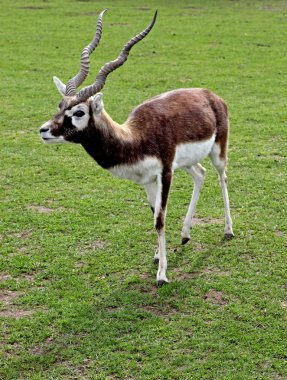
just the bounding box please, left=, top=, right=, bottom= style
left=65, top=9, right=108, bottom=96
left=76, top=10, right=157, bottom=103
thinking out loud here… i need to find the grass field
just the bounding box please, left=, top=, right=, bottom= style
left=1, top=0, right=287, bottom=378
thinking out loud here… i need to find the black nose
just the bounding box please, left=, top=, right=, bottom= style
left=40, top=125, right=49, bottom=133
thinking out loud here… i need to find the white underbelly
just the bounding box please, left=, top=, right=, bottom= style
left=172, top=134, right=216, bottom=170
left=108, top=157, right=162, bottom=185
left=108, top=135, right=215, bottom=184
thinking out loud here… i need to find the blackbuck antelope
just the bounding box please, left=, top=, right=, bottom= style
left=39, top=10, right=234, bottom=286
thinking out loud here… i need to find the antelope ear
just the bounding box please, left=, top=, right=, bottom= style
left=91, top=93, right=104, bottom=115
left=53, top=76, right=66, bottom=97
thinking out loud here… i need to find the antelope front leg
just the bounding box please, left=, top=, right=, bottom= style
left=144, top=181, right=160, bottom=264
left=154, top=169, right=172, bottom=286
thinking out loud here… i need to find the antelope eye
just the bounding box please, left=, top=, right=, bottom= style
left=74, top=110, right=85, bottom=117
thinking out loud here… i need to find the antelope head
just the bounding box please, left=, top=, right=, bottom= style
left=39, top=9, right=157, bottom=144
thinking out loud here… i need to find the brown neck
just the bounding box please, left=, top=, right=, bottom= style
left=96, top=109, right=135, bottom=142
left=80, top=108, right=143, bottom=169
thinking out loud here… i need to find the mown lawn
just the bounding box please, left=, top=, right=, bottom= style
left=0, top=0, right=286, bottom=379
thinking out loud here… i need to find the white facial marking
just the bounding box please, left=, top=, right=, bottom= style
left=65, top=103, right=90, bottom=130
left=39, top=121, right=67, bottom=144
left=42, top=135, right=68, bottom=144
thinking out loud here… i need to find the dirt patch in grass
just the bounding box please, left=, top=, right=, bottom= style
left=140, top=303, right=179, bottom=318
left=0, top=272, right=35, bottom=283
left=0, top=309, right=35, bottom=318
left=80, top=239, right=107, bottom=253
left=0, top=273, right=12, bottom=282
left=27, top=204, right=65, bottom=213
left=0, top=290, right=19, bottom=305
left=74, top=261, right=86, bottom=269
left=133, top=283, right=159, bottom=296
left=21, top=273, right=36, bottom=282
left=192, top=242, right=206, bottom=252
left=179, top=216, right=223, bottom=230
left=205, top=290, right=228, bottom=306
left=13, top=229, right=33, bottom=239
left=89, top=240, right=106, bottom=250
left=172, top=269, right=198, bottom=282
left=13, top=246, right=28, bottom=256
left=63, top=358, right=93, bottom=376
left=129, top=280, right=159, bottom=297
left=28, top=205, right=54, bottom=213
left=0, top=290, right=36, bottom=319
left=107, top=306, right=121, bottom=314
left=29, top=337, right=55, bottom=356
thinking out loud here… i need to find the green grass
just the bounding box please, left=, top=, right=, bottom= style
left=1, top=0, right=287, bottom=378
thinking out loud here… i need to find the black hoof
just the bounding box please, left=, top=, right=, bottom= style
left=224, top=233, right=234, bottom=240
left=157, top=280, right=168, bottom=287
left=154, top=257, right=159, bottom=265
left=181, top=237, right=190, bottom=245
